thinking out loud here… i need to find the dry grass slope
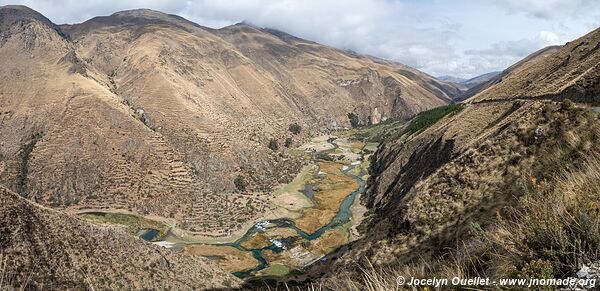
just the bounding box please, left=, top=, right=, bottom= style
left=0, top=186, right=240, bottom=290
left=470, top=28, right=600, bottom=102
left=251, top=102, right=600, bottom=291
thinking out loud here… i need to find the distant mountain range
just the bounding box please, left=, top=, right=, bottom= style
left=439, top=71, right=500, bottom=88
left=438, top=44, right=567, bottom=102
left=439, top=71, right=501, bottom=101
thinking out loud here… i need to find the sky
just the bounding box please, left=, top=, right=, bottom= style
left=2, top=0, right=599, bottom=79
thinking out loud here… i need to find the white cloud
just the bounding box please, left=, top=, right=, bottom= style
left=0, top=0, right=189, bottom=24
left=466, top=31, right=560, bottom=58
left=539, top=31, right=559, bottom=43
left=495, top=0, right=600, bottom=20
left=0, top=0, right=597, bottom=78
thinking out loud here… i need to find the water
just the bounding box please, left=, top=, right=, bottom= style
left=159, top=138, right=367, bottom=277
left=140, top=229, right=160, bottom=241
left=219, top=161, right=366, bottom=277
left=300, top=184, right=316, bottom=200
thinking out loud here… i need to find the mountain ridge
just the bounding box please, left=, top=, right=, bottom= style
left=458, top=45, right=562, bottom=102
left=461, top=71, right=500, bottom=87
left=0, top=6, right=459, bottom=238
left=317, top=24, right=600, bottom=289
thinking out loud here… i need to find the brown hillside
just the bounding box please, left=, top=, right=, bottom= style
left=470, top=28, right=600, bottom=102
left=320, top=26, right=600, bottom=288
left=0, top=6, right=459, bottom=236
left=458, top=45, right=561, bottom=101
left=0, top=186, right=239, bottom=290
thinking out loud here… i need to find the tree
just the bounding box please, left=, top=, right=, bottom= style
left=268, top=138, right=279, bottom=151
left=284, top=137, right=293, bottom=147
left=234, top=175, right=246, bottom=192
left=289, top=123, right=302, bottom=135
left=347, top=112, right=360, bottom=128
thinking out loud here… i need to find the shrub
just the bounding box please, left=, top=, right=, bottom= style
left=289, top=123, right=302, bottom=135
left=284, top=137, right=293, bottom=148
left=17, top=132, right=42, bottom=196
left=561, top=98, right=574, bottom=110
left=491, top=155, right=600, bottom=277
left=348, top=112, right=360, bottom=128
left=268, top=138, right=279, bottom=151
left=234, top=175, right=246, bottom=192
left=401, top=104, right=464, bottom=137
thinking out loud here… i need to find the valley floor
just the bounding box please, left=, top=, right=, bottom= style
left=77, top=135, right=375, bottom=278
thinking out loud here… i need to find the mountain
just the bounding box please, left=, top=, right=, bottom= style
left=0, top=6, right=461, bottom=238
left=0, top=186, right=239, bottom=289
left=460, top=71, right=500, bottom=88
left=439, top=72, right=500, bottom=90
left=469, top=35, right=597, bottom=102
left=317, top=27, right=600, bottom=288
left=457, top=46, right=561, bottom=101
left=437, top=75, right=467, bottom=84
left=438, top=72, right=501, bottom=100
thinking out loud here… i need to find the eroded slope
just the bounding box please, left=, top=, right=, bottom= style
left=0, top=186, right=239, bottom=290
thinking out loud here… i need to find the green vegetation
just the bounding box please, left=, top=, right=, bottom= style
left=315, top=152, right=335, bottom=161
left=17, top=132, right=42, bottom=196
left=79, top=212, right=168, bottom=240
left=347, top=112, right=360, bottom=128
left=234, top=175, right=247, bottom=192
left=343, top=119, right=404, bottom=143
left=288, top=123, right=302, bottom=135
left=340, top=104, right=463, bottom=143
left=401, top=103, right=464, bottom=137
left=284, top=137, right=293, bottom=148
left=259, top=264, right=291, bottom=276
left=268, top=138, right=279, bottom=151
left=272, top=164, right=316, bottom=197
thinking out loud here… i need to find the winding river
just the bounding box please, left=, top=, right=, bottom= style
left=224, top=167, right=365, bottom=277
left=218, top=138, right=366, bottom=277
left=141, top=138, right=369, bottom=278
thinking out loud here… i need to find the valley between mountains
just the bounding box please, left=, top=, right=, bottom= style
left=78, top=134, right=375, bottom=278
left=2, top=4, right=600, bottom=291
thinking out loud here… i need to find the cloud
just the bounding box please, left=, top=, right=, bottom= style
left=466, top=31, right=559, bottom=58
left=0, top=0, right=189, bottom=24
left=0, top=0, right=597, bottom=78
left=495, top=0, right=600, bottom=20
left=181, top=0, right=407, bottom=50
